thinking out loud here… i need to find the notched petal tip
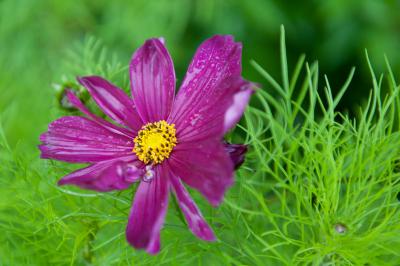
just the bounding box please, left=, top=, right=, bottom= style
left=145, top=236, right=161, bottom=255
left=203, top=232, right=217, bottom=242
left=65, top=89, right=85, bottom=109
left=125, top=167, right=169, bottom=254
left=170, top=174, right=217, bottom=241
left=224, top=79, right=255, bottom=133
left=206, top=35, right=243, bottom=60
left=38, top=116, right=134, bottom=163
left=131, top=38, right=170, bottom=65
left=169, top=34, right=248, bottom=141
left=57, top=177, right=69, bottom=186
left=64, top=88, right=135, bottom=138
left=157, top=37, right=166, bottom=44
left=76, top=76, right=98, bottom=91
left=76, top=75, right=104, bottom=86
left=129, top=37, right=176, bottom=123
left=38, top=144, right=51, bottom=159
left=76, top=75, right=143, bottom=131
left=38, top=132, right=47, bottom=142
left=208, top=182, right=234, bottom=207
left=208, top=34, right=236, bottom=44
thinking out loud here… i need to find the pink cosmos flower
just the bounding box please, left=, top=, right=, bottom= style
left=39, top=36, right=254, bottom=254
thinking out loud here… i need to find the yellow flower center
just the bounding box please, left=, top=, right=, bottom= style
left=133, top=120, right=177, bottom=164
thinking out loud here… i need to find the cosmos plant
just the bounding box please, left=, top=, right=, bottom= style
left=39, top=36, right=255, bottom=254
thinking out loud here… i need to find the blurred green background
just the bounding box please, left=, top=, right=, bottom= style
left=1, top=1, right=400, bottom=264
left=1, top=0, right=400, bottom=149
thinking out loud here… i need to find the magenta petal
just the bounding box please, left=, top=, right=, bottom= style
left=58, top=156, right=142, bottom=192
left=130, top=38, right=175, bottom=123
left=78, top=76, right=143, bottom=132
left=66, top=90, right=134, bottom=138
left=169, top=173, right=216, bottom=241
left=224, top=84, right=254, bottom=132
left=146, top=235, right=160, bottom=254
left=169, top=35, right=253, bottom=142
left=126, top=164, right=169, bottom=254
left=172, top=77, right=253, bottom=143
left=169, top=140, right=234, bottom=206
left=39, top=116, right=133, bottom=163
left=224, top=143, right=248, bottom=169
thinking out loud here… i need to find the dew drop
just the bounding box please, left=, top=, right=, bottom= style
left=334, top=223, right=347, bottom=234
left=142, top=165, right=155, bottom=182
left=190, top=114, right=202, bottom=126
left=116, top=164, right=124, bottom=176
left=125, top=164, right=139, bottom=176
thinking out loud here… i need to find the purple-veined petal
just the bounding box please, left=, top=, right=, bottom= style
left=224, top=142, right=248, bottom=169
left=169, top=140, right=234, bottom=206
left=129, top=38, right=175, bottom=123
left=169, top=171, right=216, bottom=241
left=126, top=164, right=169, bottom=254
left=78, top=76, right=143, bottom=132
left=58, top=156, right=143, bottom=192
left=172, top=76, right=253, bottom=143
left=39, top=116, right=134, bottom=163
left=168, top=35, right=253, bottom=142
left=66, top=90, right=135, bottom=138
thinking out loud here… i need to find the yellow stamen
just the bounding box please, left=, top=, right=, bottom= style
left=133, top=120, right=177, bottom=164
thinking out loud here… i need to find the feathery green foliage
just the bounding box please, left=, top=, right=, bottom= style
left=240, top=27, right=400, bottom=265
left=1, top=25, right=400, bottom=265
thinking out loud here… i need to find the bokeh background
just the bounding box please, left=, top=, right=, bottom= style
left=1, top=0, right=400, bottom=148
left=1, top=0, right=400, bottom=264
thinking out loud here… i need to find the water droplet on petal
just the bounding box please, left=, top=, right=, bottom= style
left=190, top=114, right=202, bottom=126
left=142, top=165, right=155, bottom=182
left=116, top=164, right=124, bottom=176
left=123, top=164, right=142, bottom=183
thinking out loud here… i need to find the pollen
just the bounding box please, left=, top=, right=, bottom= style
left=133, top=120, right=177, bottom=164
